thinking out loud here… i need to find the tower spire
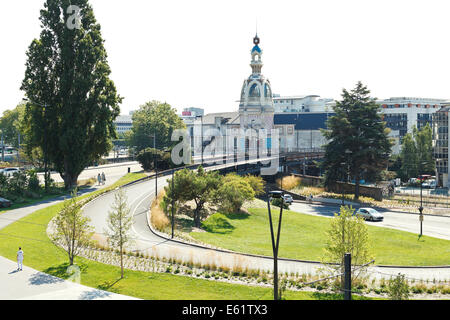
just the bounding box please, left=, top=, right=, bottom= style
left=251, top=34, right=262, bottom=74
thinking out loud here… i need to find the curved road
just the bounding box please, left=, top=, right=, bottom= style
left=289, top=202, right=450, bottom=241
left=83, top=171, right=450, bottom=282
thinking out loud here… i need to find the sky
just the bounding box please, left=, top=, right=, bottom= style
left=2, top=0, right=450, bottom=116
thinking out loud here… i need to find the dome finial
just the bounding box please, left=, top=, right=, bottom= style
left=253, top=33, right=260, bottom=46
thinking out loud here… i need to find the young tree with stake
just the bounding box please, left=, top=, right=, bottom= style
left=52, top=190, right=94, bottom=266
left=105, top=188, right=133, bottom=279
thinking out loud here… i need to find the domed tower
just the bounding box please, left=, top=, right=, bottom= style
left=239, top=34, right=275, bottom=133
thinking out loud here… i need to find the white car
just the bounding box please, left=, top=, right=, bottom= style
left=282, top=194, right=293, bottom=204
left=355, top=208, right=384, bottom=221
left=1, top=167, right=20, bottom=177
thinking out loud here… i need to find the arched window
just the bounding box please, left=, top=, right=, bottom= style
left=249, top=83, right=260, bottom=98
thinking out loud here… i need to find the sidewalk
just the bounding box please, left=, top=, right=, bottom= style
left=0, top=256, right=138, bottom=300
left=37, top=161, right=141, bottom=176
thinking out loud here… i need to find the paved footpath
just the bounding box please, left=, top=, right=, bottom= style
left=0, top=163, right=143, bottom=300
left=0, top=256, right=138, bottom=300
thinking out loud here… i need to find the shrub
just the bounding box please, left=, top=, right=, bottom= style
left=276, top=176, right=301, bottom=190
left=216, top=174, right=255, bottom=214
left=271, top=197, right=289, bottom=209
left=136, top=148, right=174, bottom=171
left=151, top=190, right=170, bottom=231
left=387, top=273, right=410, bottom=300
left=27, top=169, right=41, bottom=192
left=7, top=171, right=28, bottom=196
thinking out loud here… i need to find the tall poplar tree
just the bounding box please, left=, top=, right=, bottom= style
left=21, top=0, right=122, bottom=189
left=322, top=82, right=393, bottom=199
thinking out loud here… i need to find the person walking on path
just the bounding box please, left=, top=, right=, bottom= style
left=97, top=173, right=102, bottom=186
left=101, top=172, right=106, bottom=185
left=17, top=247, right=24, bottom=271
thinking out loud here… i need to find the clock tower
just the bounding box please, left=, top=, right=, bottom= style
left=238, top=34, right=275, bottom=154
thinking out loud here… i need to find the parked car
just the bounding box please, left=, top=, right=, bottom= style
left=282, top=194, right=293, bottom=204
left=355, top=208, right=384, bottom=221
left=0, top=197, right=12, bottom=208
left=430, top=180, right=437, bottom=189
left=0, top=167, right=20, bottom=177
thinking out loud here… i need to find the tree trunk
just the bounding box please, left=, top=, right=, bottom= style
left=63, top=171, right=79, bottom=190
left=63, top=158, right=80, bottom=190
left=194, top=208, right=201, bottom=228
left=120, top=244, right=124, bottom=279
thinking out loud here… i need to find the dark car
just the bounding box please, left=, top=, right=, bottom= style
left=0, top=197, right=12, bottom=208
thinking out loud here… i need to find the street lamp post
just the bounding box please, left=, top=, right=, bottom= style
left=419, top=175, right=425, bottom=237
left=0, top=130, right=4, bottom=163
left=267, top=190, right=285, bottom=300
left=154, top=133, right=157, bottom=198
left=418, top=168, right=429, bottom=237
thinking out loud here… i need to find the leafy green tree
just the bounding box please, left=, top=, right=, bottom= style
left=399, top=133, right=418, bottom=180
left=322, top=82, right=393, bottom=199
left=414, top=124, right=435, bottom=175
left=0, top=103, right=25, bottom=148
left=21, top=0, right=122, bottom=190
left=216, top=174, right=255, bottom=214
left=52, top=191, right=94, bottom=265
left=136, top=148, right=173, bottom=171
left=322, top=206, right=372, bottom=289
left=127, top=101, right=185, bottom=152
left=105, top=188, right=133, bottom=279
left=167, top=166, right=222, bottom=228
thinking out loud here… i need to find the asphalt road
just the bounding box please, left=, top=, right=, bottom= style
left=289, top=202, right=450, bottom=241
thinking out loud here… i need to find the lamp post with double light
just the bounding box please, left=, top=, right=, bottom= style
left=267, top=190, right=285, bottom=300
left=418, top=172, right=430, bottom=237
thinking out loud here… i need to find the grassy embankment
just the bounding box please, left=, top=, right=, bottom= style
left=191, top=208, right=450, bottom=266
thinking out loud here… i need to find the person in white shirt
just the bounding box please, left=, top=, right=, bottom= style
left=17, top=247, right=24, bottom=271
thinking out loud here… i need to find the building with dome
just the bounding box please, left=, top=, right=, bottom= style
left=183, top=34, right=335, bottom=160
left=238, top=34, right=275, bottom=134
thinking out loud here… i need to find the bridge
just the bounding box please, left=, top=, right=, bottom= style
left=124, top=148, right=325, bottom=188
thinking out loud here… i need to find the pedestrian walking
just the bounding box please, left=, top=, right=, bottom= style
left=97, top=173, right=102, bottom=186
left=101, top=172, right=106, bottom=185
left=17, top=247, right=24, bottom=271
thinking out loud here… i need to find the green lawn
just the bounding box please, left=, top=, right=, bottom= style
left=191, top=208, right=450, bottom=266
left=0, top=172, right=363, bottom=300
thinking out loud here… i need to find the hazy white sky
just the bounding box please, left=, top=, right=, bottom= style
left=2, top=0, right=450, bottom=116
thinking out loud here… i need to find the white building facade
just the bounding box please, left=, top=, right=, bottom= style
left=114, top=114, right=133, bottom=135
